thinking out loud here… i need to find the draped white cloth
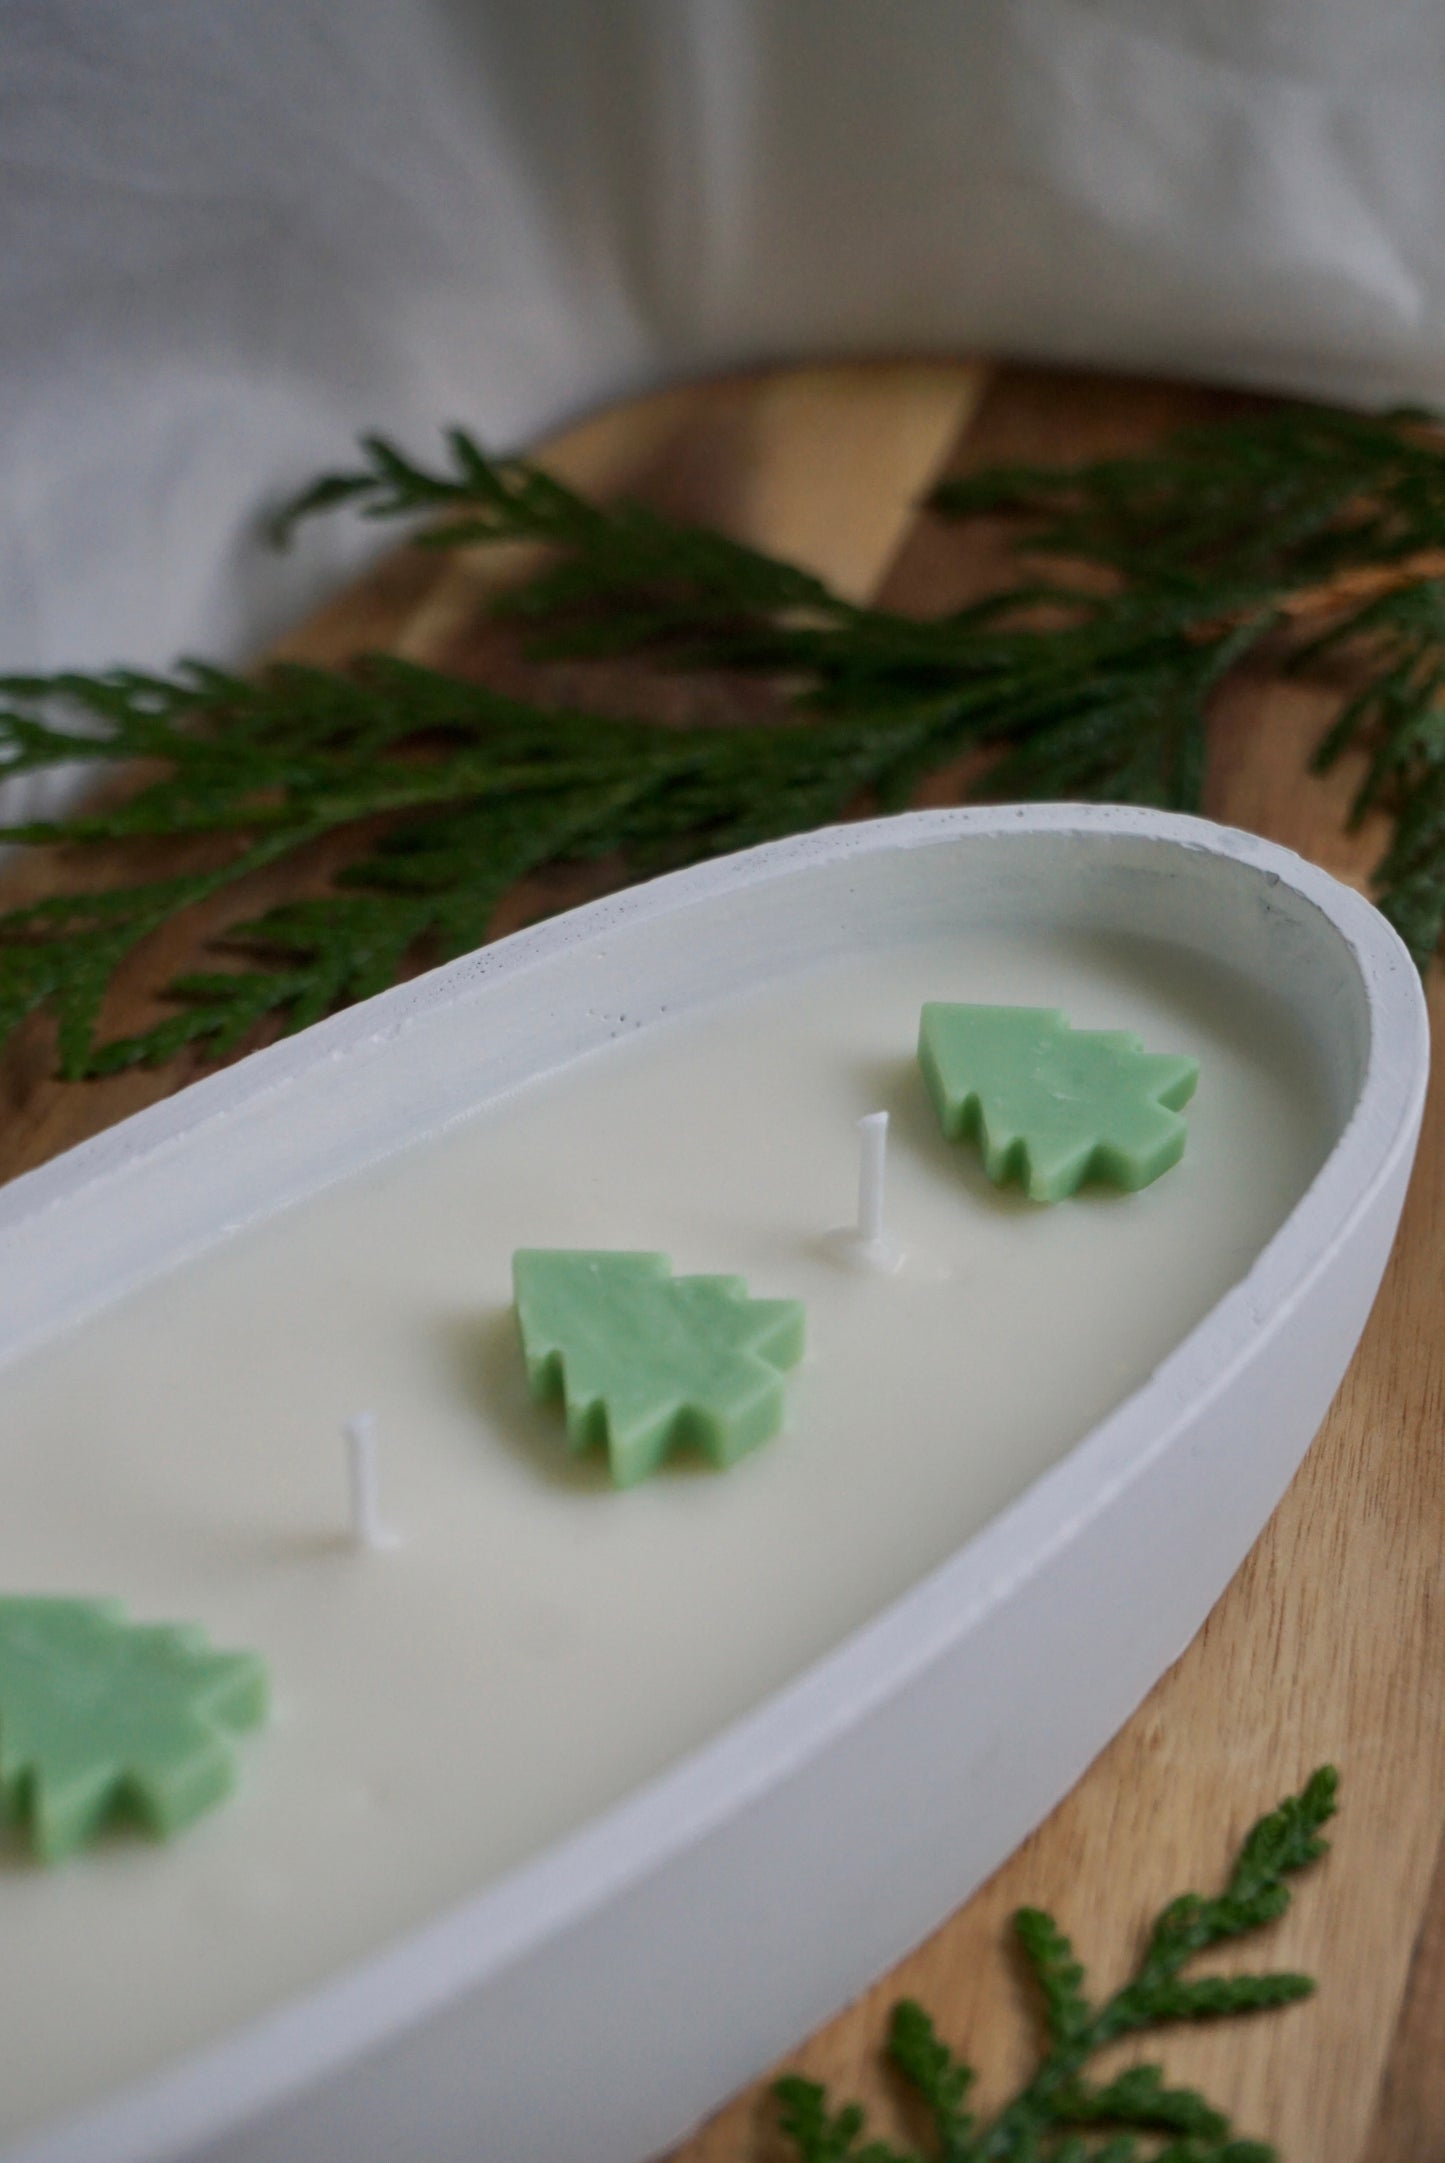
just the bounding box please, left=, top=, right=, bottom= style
left=3, top=0, right=1441, bottom=691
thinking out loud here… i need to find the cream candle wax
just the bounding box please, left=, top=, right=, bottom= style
left=0, top=878, right=1336, bottom=2147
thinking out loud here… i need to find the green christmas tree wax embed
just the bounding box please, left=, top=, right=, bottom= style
left=0, top=1598, right=268, bottom=1863
left=513, top=1250, right=806, bottom=1487
left=918, top=1003, right=1199, bottom=1202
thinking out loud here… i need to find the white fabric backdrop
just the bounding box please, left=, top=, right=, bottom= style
left=3, top=0, right=1443, bottom=682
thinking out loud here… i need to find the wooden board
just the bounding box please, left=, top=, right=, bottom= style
left=2, top=361, right=1441, bottom=2161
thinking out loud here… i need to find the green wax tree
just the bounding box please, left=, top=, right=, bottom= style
left=512, top=1250, right=806, bottom=1487
left=0, top=1598, right=268, bottom=1863
left=919, top=1004, right=1199, bottom=1202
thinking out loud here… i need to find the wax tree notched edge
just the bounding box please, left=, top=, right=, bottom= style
left=0, top=1597, right=269, bottom=1864
left=512, top=1250, right=806, bottom=1487
left=918, top=1003, right=1200, bottom=1202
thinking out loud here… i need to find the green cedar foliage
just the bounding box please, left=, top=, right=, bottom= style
left=773, top=1766, right=1337, bottom=2163
left=5, top=402, right=1445, bottom=1080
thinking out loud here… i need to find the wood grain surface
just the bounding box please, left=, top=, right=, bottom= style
left=2, top=361, right=1441, bottom=2161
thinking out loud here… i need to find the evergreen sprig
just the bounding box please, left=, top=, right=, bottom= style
left=773, top=1766, right=1337, bottom=2163
left=279, top=411, right=1445, bottom=945
left=4, top=402, right=1445, bottom=1081
left=0, top=660, right=935, bottom=1075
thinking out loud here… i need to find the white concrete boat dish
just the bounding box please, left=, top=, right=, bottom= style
left=0, top=805, right=1429, bottom=2163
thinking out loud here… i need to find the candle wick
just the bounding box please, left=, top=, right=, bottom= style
left=857, top=1110, right=889, bottom=1246
left=826, top=1110, right=905, bottom=1274
left=344, top=1412, right=399, bottom=1551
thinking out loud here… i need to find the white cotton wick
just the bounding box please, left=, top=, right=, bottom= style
left=857, top=1111, right=890, bottom=1247
left=344, top=1412, right=399, bottom=1551
left=829, top=1111, right=905, bottom=1274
